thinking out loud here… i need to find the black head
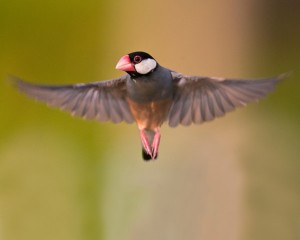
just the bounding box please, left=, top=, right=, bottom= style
left=116, top=51, right=158, bottom=77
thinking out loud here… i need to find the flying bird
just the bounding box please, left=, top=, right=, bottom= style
left=11, top=51, right=288, bottom=160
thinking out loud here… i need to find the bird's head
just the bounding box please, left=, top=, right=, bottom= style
left=116, top=51, right=158, bottom=77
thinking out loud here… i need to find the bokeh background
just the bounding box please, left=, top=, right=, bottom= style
left=0, top=0, right=299, bottom=239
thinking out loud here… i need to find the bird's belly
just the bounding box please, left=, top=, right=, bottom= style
left=127, top=98, right=172, bottom=130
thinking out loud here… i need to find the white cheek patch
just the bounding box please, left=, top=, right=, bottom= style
left=135, top=59, right=157, bottom=74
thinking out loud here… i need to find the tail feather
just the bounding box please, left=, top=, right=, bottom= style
left=142, top=148, right=158, bottom=161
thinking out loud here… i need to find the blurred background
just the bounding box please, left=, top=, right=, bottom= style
left=0, top=0, right=299, bottom=239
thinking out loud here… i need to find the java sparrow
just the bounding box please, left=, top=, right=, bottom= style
left=11, top=51, right=288, bottom=160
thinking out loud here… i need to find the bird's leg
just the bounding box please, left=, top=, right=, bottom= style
left=140, top=129, right=153, bottom=158
left=151, top=129, right=160, bottom=159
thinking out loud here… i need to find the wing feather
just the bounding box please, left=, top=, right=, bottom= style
left=11, top=75, right=134, bottom=123
left=169, top=72, right=288, bottom=127
left=192, top=90, right=202, bottom=123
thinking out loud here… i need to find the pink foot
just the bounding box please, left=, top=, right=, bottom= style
left=151, top=132, right=160, bottom=159
left=140, top=130, right=153, bottom=158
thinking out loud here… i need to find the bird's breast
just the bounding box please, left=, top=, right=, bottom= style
left=127, top=98, right=172, bottom=130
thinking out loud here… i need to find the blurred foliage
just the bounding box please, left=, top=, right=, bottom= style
left=242, top=1, right=300, bottom=240
left=0, top=0, right=299, bottom=240
left=0, top=1, right=114, bottom=239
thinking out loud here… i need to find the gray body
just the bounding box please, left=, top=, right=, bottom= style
left=126, top=65, right=173, bottom=103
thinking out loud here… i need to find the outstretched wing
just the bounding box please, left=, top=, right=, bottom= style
left=168, top=72, right=288, bottom=127
left=11, top=75, right=134, bottom=123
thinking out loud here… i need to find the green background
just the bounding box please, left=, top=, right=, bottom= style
left=0, top=0, right=299, bottom=239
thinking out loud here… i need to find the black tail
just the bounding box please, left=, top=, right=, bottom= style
left=142, top=148, right=158, bottom=161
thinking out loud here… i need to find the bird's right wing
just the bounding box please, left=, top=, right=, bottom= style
left=11, top=75, right=134, bottom=123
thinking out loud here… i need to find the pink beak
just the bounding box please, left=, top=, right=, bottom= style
left=115, top=55, right=135, bottom=72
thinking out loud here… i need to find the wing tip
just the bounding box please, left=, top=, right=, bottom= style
left=276, top=71, right=293, bottom=82
left=7, top=75, right=36, bottom=93
left=7, top=74, right=23, bottom=86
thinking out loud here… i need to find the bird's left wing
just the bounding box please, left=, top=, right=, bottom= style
left=11, top=75, right=134, bottom=123
left=168, top=71, right=288, bottom=127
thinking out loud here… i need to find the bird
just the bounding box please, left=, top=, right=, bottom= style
left=10, top=51, right=288, bottom=161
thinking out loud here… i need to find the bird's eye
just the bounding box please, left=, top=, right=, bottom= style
left=133, top=55, right=142, bottom=64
